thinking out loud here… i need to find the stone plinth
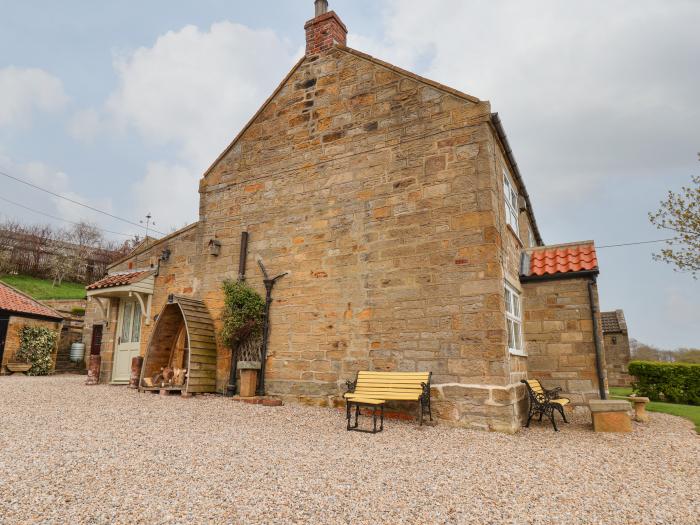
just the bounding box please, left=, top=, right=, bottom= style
left=626, top=396, right=650, bottom=423
left=589, top=399, right=632, bottom=432
left=129, top=356, right=143, bottom=389
left=86, top=355, right=101, bottom=385
left=237, top=361, right=260, bottom=398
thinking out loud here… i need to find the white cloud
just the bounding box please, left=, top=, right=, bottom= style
left=107, top=21, right=298, bottom=171
left=92, top=20, right=300, bottom=229
left=354, top=0, right=700, bottom=204
left=0, top=66, right=68, bottom=127
left=130, top=161, right=199, bottom=229
left=67, top=108, right=103, bottom=143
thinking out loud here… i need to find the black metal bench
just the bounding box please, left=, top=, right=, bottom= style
left=521, top=379, right=570, bottom=431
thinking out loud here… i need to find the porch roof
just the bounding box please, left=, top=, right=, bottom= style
left=520, top=241, right=599, bottom=281
left=86, top=270, right=154, bottom=291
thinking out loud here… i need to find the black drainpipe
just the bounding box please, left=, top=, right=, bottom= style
left=237, top=232, right=249, bottom=281
left=226, top=231, right=249, bottom=397
left=587, top=277, right=607, bottom=400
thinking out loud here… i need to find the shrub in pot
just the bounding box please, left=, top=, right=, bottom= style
left=219, top=279, right=265, bottom=349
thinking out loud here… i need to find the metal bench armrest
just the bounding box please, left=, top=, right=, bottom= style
left=544, top=386, right=562, bottom=400
left=345, top=379, right=357, bottom=394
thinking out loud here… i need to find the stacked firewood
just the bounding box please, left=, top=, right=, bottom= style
left=142, top=367, right=187, bottom=388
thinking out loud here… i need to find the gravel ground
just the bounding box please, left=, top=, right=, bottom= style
left=0, top=375, right=698, bottom=525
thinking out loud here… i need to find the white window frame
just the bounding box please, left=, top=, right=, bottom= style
left=528, top=224, right=536, bottom=248
left=505, top=282, right=525, bottom=356
left=503, top=170, right=520, bottom=236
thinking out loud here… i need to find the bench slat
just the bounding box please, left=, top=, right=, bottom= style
left=346, top=393, right=421, bottom=400
left=357, top=381, right=422, bottom=390
left=354, top=378, right=427, bottom=384
left=354, top=385, right=423, bottom=391
left=355, top=388, right=423, bottom=392
left=351, top=389, right=424, bottom=394
left=358, top=371, right=430, bottom=378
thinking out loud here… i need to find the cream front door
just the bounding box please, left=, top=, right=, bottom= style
left=112, top=298, right=142, bottom=383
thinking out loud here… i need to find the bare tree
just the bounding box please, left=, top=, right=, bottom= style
left=675, top=348, right=700, bottom=364
left=0, top=219, right=134, bottom=283
left=649, top=155, right=700, bottom=278
left=47, top=227, right=73, bottom=286
left=66, top=222, right=103, bottom=281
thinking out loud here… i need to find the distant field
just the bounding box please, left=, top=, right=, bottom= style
left=610, top=386, right=700, bottom=433
left=0, top=275, right=85, bottom=300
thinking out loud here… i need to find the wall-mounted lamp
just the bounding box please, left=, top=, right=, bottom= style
left=208, top=239, right=222, bottom=256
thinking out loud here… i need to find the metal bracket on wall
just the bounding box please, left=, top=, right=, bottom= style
left=93, top=297, right=111, bottom=326
left=256, top=258, right=288, bottom=397
left=129, top=291, right=153, bottom=325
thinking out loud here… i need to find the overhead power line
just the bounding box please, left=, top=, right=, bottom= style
left=597, top=238, right=677, bottom=249
left=0, top=169, right=166, bottom=235
left=0, top=194, right=137, bottom=238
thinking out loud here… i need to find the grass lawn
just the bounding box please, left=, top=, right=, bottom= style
left=610, top=386, right=700, bottom=433
left=0, top=274, right=86, bottom=300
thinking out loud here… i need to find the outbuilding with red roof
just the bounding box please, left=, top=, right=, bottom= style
left=0, top=282, right=64, bottom=374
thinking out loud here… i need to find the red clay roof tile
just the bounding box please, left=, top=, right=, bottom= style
left=86, top=270, right=153, bottom=291
left=0, top=282, right=64, bottom=319
left=526, top=242, right=598, bottom=277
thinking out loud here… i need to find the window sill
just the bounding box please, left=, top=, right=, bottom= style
left=509, top=349, right=527, bottom=357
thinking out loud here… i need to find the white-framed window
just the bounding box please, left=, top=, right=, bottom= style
left=505, top=282, right=525, bottom=355
left=503, top=170, right=519, bottom=234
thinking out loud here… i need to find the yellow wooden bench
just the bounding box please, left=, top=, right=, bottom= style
left=344, top=371, right=432, bottom=430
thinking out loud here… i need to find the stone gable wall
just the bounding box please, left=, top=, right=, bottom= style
left=197, top=48, right=522, bottom=431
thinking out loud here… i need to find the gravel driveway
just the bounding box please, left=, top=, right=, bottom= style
left=0, top=375, right=697, bottom=524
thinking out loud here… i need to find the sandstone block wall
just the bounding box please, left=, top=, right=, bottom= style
left=522, top=277, right=606, bottom=403
left=604, top=332, right=632, bottom=387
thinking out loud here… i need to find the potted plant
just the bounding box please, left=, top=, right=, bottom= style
left=6, top=360, right=32, bottom=375
left=220, top=279, right=265, bottom=396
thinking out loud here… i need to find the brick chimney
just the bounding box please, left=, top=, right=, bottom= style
left=304, top=0, right=347, bottom=55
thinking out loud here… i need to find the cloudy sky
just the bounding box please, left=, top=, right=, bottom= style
left=1, top=0, right=698, bottom=348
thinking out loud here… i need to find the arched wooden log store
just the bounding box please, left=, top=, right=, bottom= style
left=140, top=295, right=217, bottom=394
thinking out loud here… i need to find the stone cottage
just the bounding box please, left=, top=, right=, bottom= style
left=0, top=282, right=63, bottom=374
left=601, top=309, right=632, bottom=387
left=83, top=2, right=609, bottom=432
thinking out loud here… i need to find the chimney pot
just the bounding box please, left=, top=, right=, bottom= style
left=315, top=0, right=328, bottom=17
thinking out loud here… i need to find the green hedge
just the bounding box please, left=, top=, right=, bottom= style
left=628, top=360, right=700, bottom=405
